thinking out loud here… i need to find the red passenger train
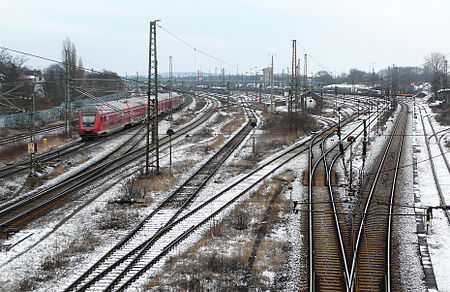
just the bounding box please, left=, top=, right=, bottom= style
left=78, top=93, right=182, bottom=139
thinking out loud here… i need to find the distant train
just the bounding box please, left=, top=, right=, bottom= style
left=78, top=92, right=183, bottom=139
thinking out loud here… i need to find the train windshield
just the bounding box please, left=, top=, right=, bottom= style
left=81, top=112, right=96, bottom=127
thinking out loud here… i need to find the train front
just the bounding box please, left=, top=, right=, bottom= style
left=78, top=105, right=103, bottom=139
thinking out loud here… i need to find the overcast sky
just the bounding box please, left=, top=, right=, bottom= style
left=1, top=0, right=449, bottom=77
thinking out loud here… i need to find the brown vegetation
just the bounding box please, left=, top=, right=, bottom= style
left=11, top=230, right=101, bottom=291
left=51, top=165, right=65, bottom=176
left=145, top=171, right=295, bottom=290
left=97, top=205, right=140, bottom=230
left=172, top=159, right=197, bottom=174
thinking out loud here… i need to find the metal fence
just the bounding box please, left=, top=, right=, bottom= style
left=0, top=93, right=124, bottom=128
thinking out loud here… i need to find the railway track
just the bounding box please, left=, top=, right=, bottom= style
left=69, top=97, right=379, bottom=291
left=0, top=94, right=195, bottom=179
left=0, top=139, right=88, bottom=178
left=417, top=105, right=450, bottom=225
left=0, top=124, right=147, bottom=228
left=306, top=100, right=382, bottom=291
left=63, top=97, right=256, bottom=291
left=348, top=103, right=407, bottom=291
left=0, top=95, right=217, bottom=231
left=0, top=123, right=65, bottom=147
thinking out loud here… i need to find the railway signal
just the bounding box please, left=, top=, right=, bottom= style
left=347, top=136, right=356, bottom=191
left=166, top=128, right=174, bottom=171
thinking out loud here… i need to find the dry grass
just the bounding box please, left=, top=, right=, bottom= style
left=229, top=159, right=254, bottom=169
left=209, top=134, right=225, bottom=149
left=0, top=133, right=74, bottom=164
left=11, top=229, right=103, bottom=291
left=172, top=109, right=197, bottom=126
left=220, top=118, right=244, bottom=134
left=145, top=171, right=295, bottom=290
left=220, top=108, right=245, bottom=134
left=173, top=159, right=197, bottom=174
left=0, top=128, right=23, bottom=138
left=253, top=238, right=289, bottom=274
left=74, top=156, right=89, bottom=166
left=275, top=171, right=295, bottom=183
left=52, top=165, right=65, bottom=176
left=137, top=170, right=177, bottom=193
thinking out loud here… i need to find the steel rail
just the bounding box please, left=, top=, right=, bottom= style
left=348, top=103, right=405, bottom=290
left=0, top=95, right=215, bottom=228
left=386, top=103, right=407, bottom=291
left=118, top=97, right=380, bottom=291
left=418, top=106, right=450, bottom=225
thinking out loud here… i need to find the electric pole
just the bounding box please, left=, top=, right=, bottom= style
left=290, top=40, right=297, bottom=132
left=64, top=49, right=71, bottom=139
left=169, top=55, right=173, bottom=119
left=303, top=54, right=308, bottom=92
left=222, top=68, right=225, bottom=86
left=29, top=92, right=36, bottom=177
left=269, top=54, right=275, bottom=112
left=146, top=20, right=160, bottom=175
left=444, top=59, right=448, bottom=87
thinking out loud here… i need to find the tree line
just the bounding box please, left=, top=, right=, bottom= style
left=0, top=38, right=124, bottom=115
left=313, top=52, right=447, bottom=94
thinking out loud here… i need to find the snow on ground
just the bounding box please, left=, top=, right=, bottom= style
left=415, top=97, right=450, bottom=292
left=397, top=101, right=426, bottom=291
left=0, top=96, right=220, bottom=290
left=1, top=93, right=447, bottom=291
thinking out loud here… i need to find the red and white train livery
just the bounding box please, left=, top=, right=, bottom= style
left=78, top=92, right=182, bottom=139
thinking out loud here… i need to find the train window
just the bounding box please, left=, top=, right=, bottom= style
left=81, top=113, right=96, bottom=124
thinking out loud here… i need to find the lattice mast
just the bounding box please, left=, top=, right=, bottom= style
left=289, top=40, right=297, bottom=132
left=303, top=54, right=308, bottom=109
left=64, top=49, right=71, bottom=138
left=169, top=55, right=173, bottom=119
left=146, top=20, right=160, bottom=175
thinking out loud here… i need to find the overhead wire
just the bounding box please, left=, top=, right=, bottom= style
left=0, top=45, right=145, bottom=84
left=157, top=24, right=237, bottom=71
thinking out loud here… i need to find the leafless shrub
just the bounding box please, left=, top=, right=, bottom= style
left=97, top=205, right=139, bottom=230
left=16, top=277, right=38, bottom=291
left=229, top=208, right=250, bottom=230
left=41, top=254, right=69, bottom=272
left=194, top=97, right=207, bottom=111
left=122, top=178, right=146, bottom=201
left=435, top=110, right=450, bottom=126
left=66, top=231, right=100, bottom=254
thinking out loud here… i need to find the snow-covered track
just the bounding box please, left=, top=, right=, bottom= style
left=347, top=103, right=407, bottom=291
left=63, top=97, right=255, bottom=292
left=417, top=106, right=450, bottom=225
left=306, top=101, right=381, bottom=291
left=0, top=95, right=216, bottom=231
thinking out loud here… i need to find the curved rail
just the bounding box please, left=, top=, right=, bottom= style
left=0, top=95, right=216, bottom=229
left=348, top=103, right=406, bottom=291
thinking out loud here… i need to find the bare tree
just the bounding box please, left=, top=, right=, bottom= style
left=424, top=52, right=446, bottom=93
